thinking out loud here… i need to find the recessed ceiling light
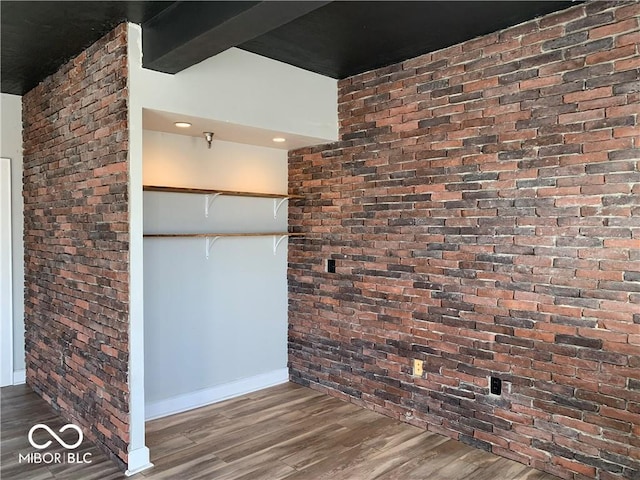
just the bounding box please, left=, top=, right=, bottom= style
left=174, top=122, right=192, bottom=128
left=272, top=137, right=286, bottom=143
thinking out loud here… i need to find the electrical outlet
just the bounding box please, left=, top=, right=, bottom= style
left=490, top=376, right=502, bottom=395
left=327, top=259, right=336, bottom=273
left=413, top=359, right=424, bottom=377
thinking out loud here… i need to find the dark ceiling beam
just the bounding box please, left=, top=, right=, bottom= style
left=142, top=1, right=331, bottom=74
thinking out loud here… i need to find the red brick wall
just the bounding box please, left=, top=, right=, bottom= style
left=288, top=2, right=640, bottom=479
left=23, top=24, right=130, bottom=468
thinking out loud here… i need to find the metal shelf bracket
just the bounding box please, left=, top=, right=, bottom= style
left=273, top=198, right=289, bottom=219
left=273, top=235, right=288, bottom=255
left=205, top=236, right=221, bottom=259
left=205, top=193, right=222, bottom=218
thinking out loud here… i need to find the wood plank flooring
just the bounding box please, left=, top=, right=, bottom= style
left=2, top=382, right=560, bottom=480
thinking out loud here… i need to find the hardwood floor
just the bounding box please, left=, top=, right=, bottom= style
left=2, top=382, right=559, bottom=480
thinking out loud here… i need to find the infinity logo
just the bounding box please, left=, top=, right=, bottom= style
left=28, top=424, right=83, bottom=450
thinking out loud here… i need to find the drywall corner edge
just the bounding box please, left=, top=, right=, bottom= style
left=0, top=157, right=12, bottom=387
left=126, top=21, right=150, bottom=474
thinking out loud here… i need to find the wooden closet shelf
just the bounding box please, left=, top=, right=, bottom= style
left=143, top=232, right=305, bottom=238
left=143, top=185, right=304, bottom=200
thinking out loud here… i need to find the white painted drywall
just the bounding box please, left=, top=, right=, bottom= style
left=1, top=158, right=12, bottom=386
left=126, top=26, right=152, bottom=474
left=127, top=21, right=336, bottom=468
left=0, top=93, right=25, bottom=381
left=142, top=130, right=287, bottom=195
left=132, top=42, right=338, bottom=142
left=142, top=130, right=289, bottom=408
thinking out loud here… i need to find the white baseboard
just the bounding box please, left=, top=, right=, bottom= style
left=13, top=369, right=25, bottom=385
left=125, top=446, right=153, bottom=476
left=145, top=368, right=289, bottom=421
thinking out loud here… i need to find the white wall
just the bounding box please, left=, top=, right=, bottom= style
left=127, top=26, right=150, bottom=475
left=142, top=131, right=289, bottom=415
left=127, top=22, right=337, bottom=473
left=1, top=158, right=12, bottom=386
left=0, top=93, right=25, bottom=382
left=132, top=44, right=338, bottom=142
left=143, top=131, right=287, bottom=195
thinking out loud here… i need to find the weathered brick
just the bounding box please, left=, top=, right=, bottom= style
left=296, top=4, right=639, bottom=480
left=23, top=24, right=129, bottom=470
left=542, top=31, right=589, bottom=50
left=565, top=12, right=615, bottom=33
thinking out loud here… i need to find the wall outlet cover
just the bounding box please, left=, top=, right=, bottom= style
left=327, top=259, right=336, bottom=273
left=413, top=359, right=423, bottom=377
left=490, top=376, right=502, bottom=395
